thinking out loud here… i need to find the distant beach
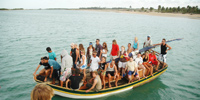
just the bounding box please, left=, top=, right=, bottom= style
left=79, top=9, right=200, bottom=20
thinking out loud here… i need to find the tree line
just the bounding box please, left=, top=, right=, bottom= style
left=141, top=5, right=200, bottom=14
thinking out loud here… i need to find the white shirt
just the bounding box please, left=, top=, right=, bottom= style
left=90, top=56, right=100, bottom=71
left=61, top=49, right=73, bottom=72
left=135, top=57, right=143, bottom=66
left=131, top=51, right=137, bottom=60
left=144, top=39, right=152, bottom=47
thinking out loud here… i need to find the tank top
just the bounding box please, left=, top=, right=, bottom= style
left=71, top=48, right=76, bottom=62
left=102, top=49, right=107, bottom=57
left=80, top=55, right=86, bottom=66
left=133, top=41, right=138, bottom=49
left=119, top=51, right=127, bottom=62
left=106, top=63, right=115, bottom=72
left=161, top=44, right=167, bottom=54
left=143, top=56, right=148, bottom=62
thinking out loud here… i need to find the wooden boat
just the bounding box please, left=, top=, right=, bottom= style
left=33, top=51, right=168, bottom=99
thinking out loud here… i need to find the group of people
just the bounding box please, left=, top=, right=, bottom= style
left=33, top=35, right=172, bottom=92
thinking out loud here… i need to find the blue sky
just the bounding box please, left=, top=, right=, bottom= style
left=0, top=0, right=200, bottom=9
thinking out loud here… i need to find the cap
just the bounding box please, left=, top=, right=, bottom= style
left=147, top=35, right=151, bottom=38
left=89, top=42, right=93, bottom=45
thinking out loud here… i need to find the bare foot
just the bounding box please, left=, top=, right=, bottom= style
left=103, top=87, right=105, bottom=90
left=109, top=84, right=112, bottom=88
left=138, top=78, right=140, bottom=81
left=115, top=83, right=118, bottom=87
left=44, top=78, right=47, bottom=82
left=151, top=74, right=153, bottom=76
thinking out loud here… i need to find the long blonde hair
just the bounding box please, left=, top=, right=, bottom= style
left=31, top=83, right=54, bottom=100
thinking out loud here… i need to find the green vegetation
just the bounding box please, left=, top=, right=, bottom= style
left=0, top=8, right=24, bottom=10
left=156, top=5, right=199, bottom=14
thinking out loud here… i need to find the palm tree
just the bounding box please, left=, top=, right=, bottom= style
left=158, top=5, right=161, bottom=12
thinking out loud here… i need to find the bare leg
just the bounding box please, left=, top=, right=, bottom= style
left=115, top=74, right=119, bottom=87
left=101, top=73, right=106, bottom=89
left=144, top=64, right=150, bottom=76
left=147, top=63, right=153, bottom=76
left=128, top=75, right=131, bottom=83
left=60, top=81, right=63, bottom=87
left=83, top=69, right=86, bottom=81
left=139, top=65, right=146, bottom=78
left=108, top=74, right=112, bottom=88
left=156, top=62, right=160, bottom=71
left=39, top=68, right=45, bottom=75
left=52, top=78, right=55, bottom=84
left=44, top=69, right=50, bottom=82
left=162, top=62, right=166, bottom=68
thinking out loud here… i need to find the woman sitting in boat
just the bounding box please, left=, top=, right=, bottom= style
left=125, top=57, right=140, bottom=83
left=149, top=51, right=160, bottom=72
left=105, top=59, right=119, bottom=88
left=98, top=56, right=108, bottom=89
left=142, top=51, right=153, bottom=76
left=77, top=50, right=87, bottom=80
left=33, top=57, right=51, bottom=82
left=86, top=71, right=102, bottom=93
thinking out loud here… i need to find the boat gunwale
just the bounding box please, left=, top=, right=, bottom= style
left=34, top=65, right=168, bottom=95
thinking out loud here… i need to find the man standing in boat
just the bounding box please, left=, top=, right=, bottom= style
left=143, top=35, right=152, bottom=47
left=95, top=39, right=102, bottom=59
left=154, top=38, right=172, bottom=69
left=46, top=47, right=57, bottom=61
left=70, top=43, right=79, bottom=69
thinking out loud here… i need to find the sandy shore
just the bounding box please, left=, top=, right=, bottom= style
left=79, top=9, right=200, bottom=20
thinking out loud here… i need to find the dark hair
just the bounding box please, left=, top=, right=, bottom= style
left=162, top=38, right=166, bottom=42
left=79, top=44, right=85, bottom=52
left=96, top=39, right=100, bottom=42
left=112, top=59, right=115, bottom=62
left=138, top=52, right=141, bottom=54
left=72, top=70, right=76, bottom=75
left=112, top=39, right=117, bottom=44
left=128, top=43, right=131, bottom=46
left=42, top=56, right=48, bottom=60
left=102, top=56, right=106, bottom=60
left=75, top=69, right=80, bottom=75
left=102, top=42, right=108, bottom=51
left=46, top=47, right=51, bottom=52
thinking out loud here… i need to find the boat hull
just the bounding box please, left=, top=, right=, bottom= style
left=34, top=66, right=168, bottom=99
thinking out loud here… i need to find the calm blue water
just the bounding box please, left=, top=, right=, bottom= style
left=0, top=10, right=200, bottom=100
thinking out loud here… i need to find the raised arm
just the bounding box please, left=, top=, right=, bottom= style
left=153, top=43, right=161, bottom=46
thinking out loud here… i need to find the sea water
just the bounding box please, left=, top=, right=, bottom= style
left=0, top=10, right=200, bottom=100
